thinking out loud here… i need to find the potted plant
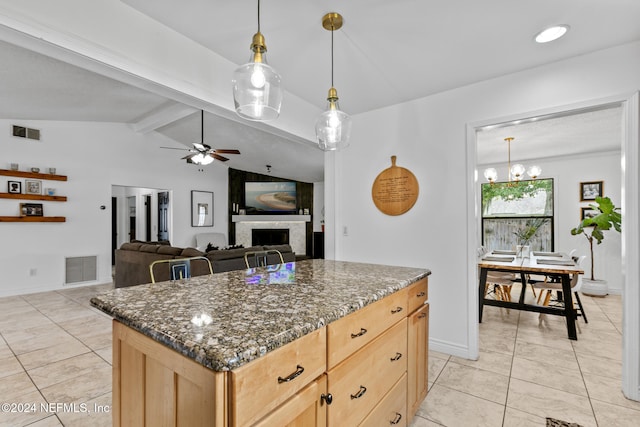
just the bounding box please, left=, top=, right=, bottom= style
left=514, top=217, right=548, bottom=258
left=570, top=196, right=621, bottom=296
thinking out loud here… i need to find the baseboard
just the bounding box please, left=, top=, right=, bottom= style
left=429, top=337, right=474, bottom=360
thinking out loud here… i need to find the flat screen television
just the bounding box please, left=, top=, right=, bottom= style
left=245, top=182, right=297, bottom=213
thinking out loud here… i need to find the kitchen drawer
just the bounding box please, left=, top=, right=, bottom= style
left=327, top=319, right=407, bottom=427
left=407, top=278, right=428, bottom=314
left=327, top=287, right=408, bottom=368
left=360, top=373, right=407, bottom=427
left=230, top=327, right=326, bottom=427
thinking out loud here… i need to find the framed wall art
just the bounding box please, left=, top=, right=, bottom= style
left=20, top=203, right=43, bottom=217
left=580, top=181, right=603, bottom=201
left=191, top=190, right=214, bottom=227
left=8, top=181, right=21, bottom=194
left=25, top=179, right=42, bottom=195
left=581, top=207, right=598, bottom=222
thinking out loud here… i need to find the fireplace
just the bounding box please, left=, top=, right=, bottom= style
left=252, top=228, right=290, bottom=246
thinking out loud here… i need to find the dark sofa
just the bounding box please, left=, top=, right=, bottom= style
left=114, top=242, right=295, bottom=288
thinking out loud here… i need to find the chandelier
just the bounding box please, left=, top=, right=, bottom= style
left=483, top=137, right=541, bottom=184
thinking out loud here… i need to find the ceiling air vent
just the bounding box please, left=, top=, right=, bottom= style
left=12, top=125, right=41, bottom=141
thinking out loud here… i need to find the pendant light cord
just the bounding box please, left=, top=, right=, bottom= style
left=331, top=25, right=334, bottom=87
left=201, top=110, right=204, bottom=144
left=257, top=0, right=261, bottom=33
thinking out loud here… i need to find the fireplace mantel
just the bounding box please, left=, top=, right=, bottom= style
left=232, top=215, right=311, bottom=222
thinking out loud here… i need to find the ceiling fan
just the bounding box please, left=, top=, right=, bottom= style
left=160, top=110, right=241, bottom=164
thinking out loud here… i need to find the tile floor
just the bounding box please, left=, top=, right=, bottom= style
left=411, top=292, right=640, bottom=427
left=0, top=283, right=637, bottom=426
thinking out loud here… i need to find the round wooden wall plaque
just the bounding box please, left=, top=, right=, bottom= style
left=371, top=156, right=419, bottom=216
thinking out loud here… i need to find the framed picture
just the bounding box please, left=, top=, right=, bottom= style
left=25, top=179, right=42, bottom=195
left=20, top=203, right=43, bottom=217
left=7, top=181, right=21, bottom=194
left=580, top=181, right=603, bottom=201
left=581, top=207, right=598, bottom=222
left=191, top=190, right=213, bottom=227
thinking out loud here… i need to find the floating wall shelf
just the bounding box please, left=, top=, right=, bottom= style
left=0, top=216, right=66, bottom=223
left=0, top=169, right=68, bottom=181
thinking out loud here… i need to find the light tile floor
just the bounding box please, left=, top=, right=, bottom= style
left=411, top=292, right=640, bottom=427
left=0, top=284, right=637, bottom=426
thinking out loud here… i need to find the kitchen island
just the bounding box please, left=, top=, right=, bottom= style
left=91, top=259, right=430, bottom=426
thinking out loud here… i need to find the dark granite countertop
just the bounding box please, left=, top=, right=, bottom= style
left=90, top=259, right=430, bottom=371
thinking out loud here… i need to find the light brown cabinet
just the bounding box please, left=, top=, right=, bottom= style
left=253, top=375, right=328, bottom=427
left=408, top=303, right=429, bottom=420
left=112, top=277, right=429, bottom=426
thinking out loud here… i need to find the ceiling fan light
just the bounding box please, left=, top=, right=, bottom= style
left=200, top=155, right=214, bottom=165
left=535, top=25, right=569, bottom=43
left=191, top=153, right=205, bottom=164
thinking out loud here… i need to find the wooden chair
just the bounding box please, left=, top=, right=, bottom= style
left=532, top=255, right=587, bottom=323
left=149, top=256, right=213, bottom=283
left=484, top=271, right=518, bottom=302
left=244, top=249, right=284, bottom=268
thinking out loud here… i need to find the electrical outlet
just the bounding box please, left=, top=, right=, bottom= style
left=343, top=226, right=348, bottom=236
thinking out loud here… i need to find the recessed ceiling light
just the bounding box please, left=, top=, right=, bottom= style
left=535, top=25, right=570, bottom=43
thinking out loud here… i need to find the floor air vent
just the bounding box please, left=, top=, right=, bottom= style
left=65, top=256, right=97, bottom=284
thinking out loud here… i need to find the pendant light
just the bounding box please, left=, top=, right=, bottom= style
left=315, top=12, right=352, bottom=151
left=232, top=0, right=283, bottom=121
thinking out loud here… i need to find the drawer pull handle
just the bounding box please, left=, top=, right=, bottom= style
left=277, top=365, right=304, bottom=383
left=417, top=291, right=426, bottom=297
left=390, top=412, right=402, bottom=425
left=350, top=385, right=367, bottom=399
left=351, top=328, right=367, bottom=338
left=418, top=313, right=427, bottom=319
left=321, top=393, right=333, bottom=405
left=390, top=352, right=402, bottom=362
left=391, top=306, right=403, bottom=314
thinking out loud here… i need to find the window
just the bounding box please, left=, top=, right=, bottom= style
left=481, top=178, right=554, bottom=251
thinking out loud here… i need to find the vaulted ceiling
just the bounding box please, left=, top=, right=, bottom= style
left=1, top=1, right=638, bottom=181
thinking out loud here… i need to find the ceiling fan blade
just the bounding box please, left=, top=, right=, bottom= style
left=214, top=149, right=241, bottom=155
left=192, top=142, right=206, bottom=151
left=212, top=153, right=230, bottom=162
left=181, top=153, right=197, bottom=160
left=160, top=146, right=190, bottom=151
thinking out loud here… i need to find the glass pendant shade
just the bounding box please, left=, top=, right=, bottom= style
left=232, top=33, right=283, bottom=121
left=315, top=91, right=352, bottom=151
left=527, top=165, right=542, bottom=179
left=510, top=163, right=526, bottom=180
left=483, top=168, right=498, bottom=183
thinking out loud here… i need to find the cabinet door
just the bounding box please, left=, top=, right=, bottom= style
left=407, top=303, right=429, bottom=421
left=253, top=375, right=327, bottom=427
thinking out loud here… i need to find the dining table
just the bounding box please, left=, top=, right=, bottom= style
left=478, top=250, right=584, bottom=340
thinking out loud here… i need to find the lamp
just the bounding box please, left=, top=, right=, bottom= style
left=232, top=0, right=283, bottom=121
left=315, top=12, right=352, bottom=151
left=483, top=137, right=541, bottom=184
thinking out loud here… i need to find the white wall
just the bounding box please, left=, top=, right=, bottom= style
left=0, top=119, right=228, bottom=297
left=330, top=40, right=640, bottom=358
left=480, top=151, right=623, bottom=292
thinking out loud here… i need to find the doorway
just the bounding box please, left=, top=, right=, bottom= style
left=111, top=186, right=172, bottom=249
left=466, top=93, right=640, bottom=401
